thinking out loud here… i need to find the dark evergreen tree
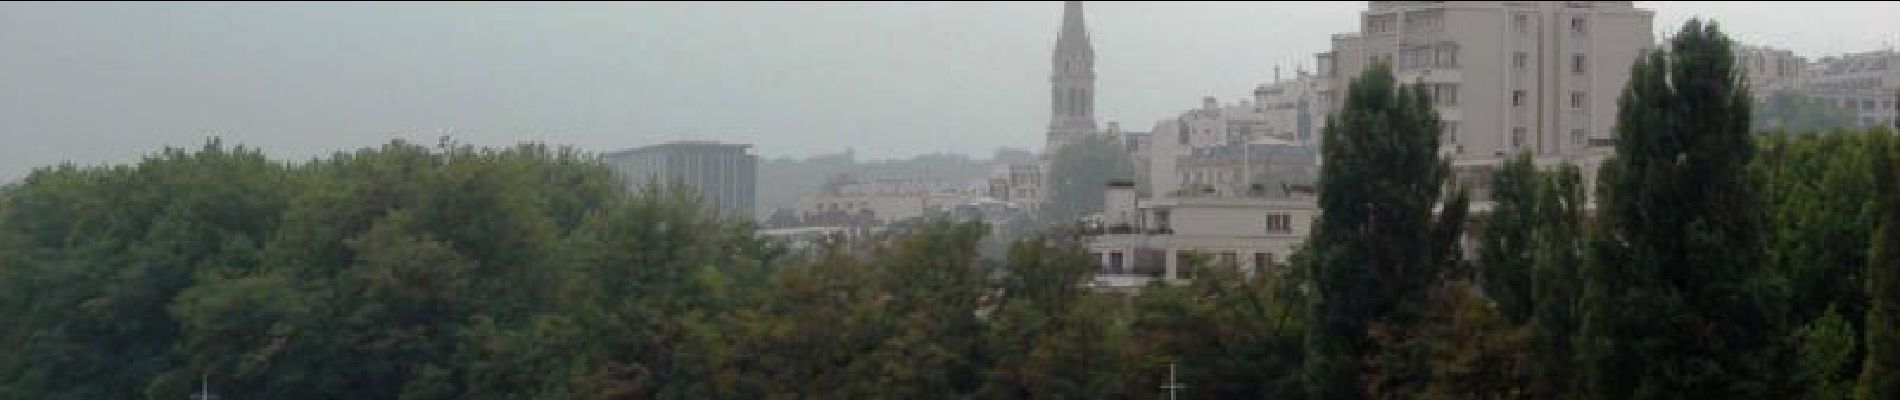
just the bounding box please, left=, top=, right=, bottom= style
left=1302, top=61, right=1467, bottom=399
left=1859, top=129, right=1900, bottom=399
left=1577, top=19, right=1783, bottom=399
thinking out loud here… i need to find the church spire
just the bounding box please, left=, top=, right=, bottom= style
left=1047, top=0, right=1097, bottom=151
left=1056, top=0, right=1091, bottom=57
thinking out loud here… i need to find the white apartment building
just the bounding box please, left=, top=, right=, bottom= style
left=1254, top=70, right=1330, bottom=147
left=1083, top=181, right=1319, bottom=293
left=1315, top=1, right=1654, bottom=201
left=1805, top=51, right=1900, bottom=129
left=1737, top=45, right=1808, bottom=96
left=796, top=177, right=983, bottom=227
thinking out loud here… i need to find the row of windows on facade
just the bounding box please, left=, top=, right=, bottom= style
left=1094, top=251, right=1282, bottom=279
left=1368, top=11, right=1589, bottom=36
left=1819, top=97, right=1896, bottom=111
left=1439, top=122, right=1593, bottom=154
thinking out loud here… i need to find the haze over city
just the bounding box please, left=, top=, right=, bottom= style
left=2, top=1, right=1897, bottom=182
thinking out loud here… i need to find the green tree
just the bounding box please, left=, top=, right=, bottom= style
left=1302, top=61, right=1468, bottom=400
left=1859, top=129, right=1900, bottom=399
left=1755, top=89, right=1859, bottom=134
left=1040, top=134, right=1138, bottom=223
left=1577, top=19, right=1784, bottom=399
left=1479, top=154, right=1540, bottom=325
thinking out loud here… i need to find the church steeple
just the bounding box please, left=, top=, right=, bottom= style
left=1047, top=0, right=1097, bottom=151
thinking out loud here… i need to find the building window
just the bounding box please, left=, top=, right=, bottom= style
left=1514, top=52, right=1528, bottom=69
left=1266, top=213, right=1292, bottom=233
left=1512, top=127, right=1527, bottom=148
left=1572, top=129, right=1586, bottom=146
left=1514, top=14, right=1529, bottom=33
left=1571, top=16, right=1587, bottom=35
left=1434, top=43, right=1460, bottom=68
left=1573, top=54, right=1587, bottom=75
left=1254, top=253, right=1270, bottom=269
left=1110, top=251, right=1125, bottom=274
left=1445, top=121, right=1460, bottom=145
left=1513, top=90, right=1526, bottom=107
left=1177, top=253, right=1195, bottom=279
left=1571, top=91, right=1586, bottom=109
left=1155, top=209, right=1171, bottom=231
left=1429, top=84, right=1459, bottom=106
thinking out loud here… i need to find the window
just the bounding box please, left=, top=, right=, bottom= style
left=1573, top=54, right=1587, bottom=75
left=1266, top=213, right=1292, bottom=233
left=1514, top=52, right=1528, bottom=69
left=1512, top=127, right=1527, bottom=148
left=1571, top=91, right=1586, bottom=109
left=1155, top=209, right=1171, bottom=231
left=1433, top=43, right=1460, bottom=68
left=1513, top=90, right=1526, bottom=107
left=1571, top=129, right=1586, bottom=145
left=1218, top=252, right=1238, bottom=267
left=1110, top=252, right=1125, bottom=274
left=1571, top=16, right=1587, bottom=35
left=1444, top=121, right=1460, bottom=145
left=1514, top=14, right=1529, bottom=33
left=1254, top=253, right=1270, bottom=269
left=1430, top=84, right=1459, bottom=106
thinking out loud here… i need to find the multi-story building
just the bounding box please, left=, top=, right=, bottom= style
left=1736, top=44, right=1808, bottom=97
left=1804, top=51, right=1900, bottom=129
left=794, top=177, right=984, bottom=226
left=603, top=141, right=758, bottom=219
left=1254, top=69, right=1329, bottom=147
left=1083, top=181, right=1318, bottom=293
left=1315, top=1, right=1655, bottom=200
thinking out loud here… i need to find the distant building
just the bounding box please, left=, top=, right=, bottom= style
left=1315, top=1, right=1656, bottom=202
left=1736, top=44, right=1808, bottom=97
left=1082, top=181, right=1318, bottom=293
left=1803, top=50, right=1900, bottom=129
left=603, top=141, right=758, bottom=219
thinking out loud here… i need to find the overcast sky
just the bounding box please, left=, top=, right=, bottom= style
left=3, top=1, right=1897, bottom=181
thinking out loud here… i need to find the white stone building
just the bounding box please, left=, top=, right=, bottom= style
left=1804, top=51, right=1900, bottom=129
left=1314, top=1, right=1656, bottom=202
left=1083, top=181, right=1319, bottom=293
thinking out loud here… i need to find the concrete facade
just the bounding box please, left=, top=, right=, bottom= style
left=603, top=141, right=758, bottom=219
left=1083, top=182, right=1319, bottom=293
left=1804, top=51, right=1900, bottom=129
left=1315, top=1, right=1654, bottom=201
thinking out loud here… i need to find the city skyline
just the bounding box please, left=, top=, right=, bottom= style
left=3, top=1, right=1897, bottom=181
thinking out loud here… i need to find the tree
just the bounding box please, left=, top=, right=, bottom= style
left=1302, top=61, right=1468, bottom=399
left=1755, top=89, right=1859, bottom=134
left=1577, top=19, right=1784, bottom=399
left=1040, top=134, right=1138, bottom=224
left=1479, top=154, right=1540, bottom=325
left=1859, top=128, right=1900, bottom=399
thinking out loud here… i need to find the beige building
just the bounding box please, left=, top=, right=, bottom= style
left=1083, top=181, right=1318, bottom=293
left=1315, top=1, right=1655, bottom=200
left=1737, top=45, right=1809, bottom=96
left=1804, top=51, right=1900, bottom=129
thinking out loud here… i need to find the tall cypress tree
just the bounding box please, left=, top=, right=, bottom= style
left=1858, top=129, right=1900, bottom=399
left=1577, top=19, right=1781, bottom=399
left=1302, top=62, right=1467, bottom=399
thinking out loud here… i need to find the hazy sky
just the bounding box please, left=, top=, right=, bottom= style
left=3, top=1, right=1897, bottom=181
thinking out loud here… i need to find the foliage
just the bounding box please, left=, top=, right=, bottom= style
left=1303, top=61, right=1468, bottom=400
left=1577, top=19, right=1786, bottom=399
